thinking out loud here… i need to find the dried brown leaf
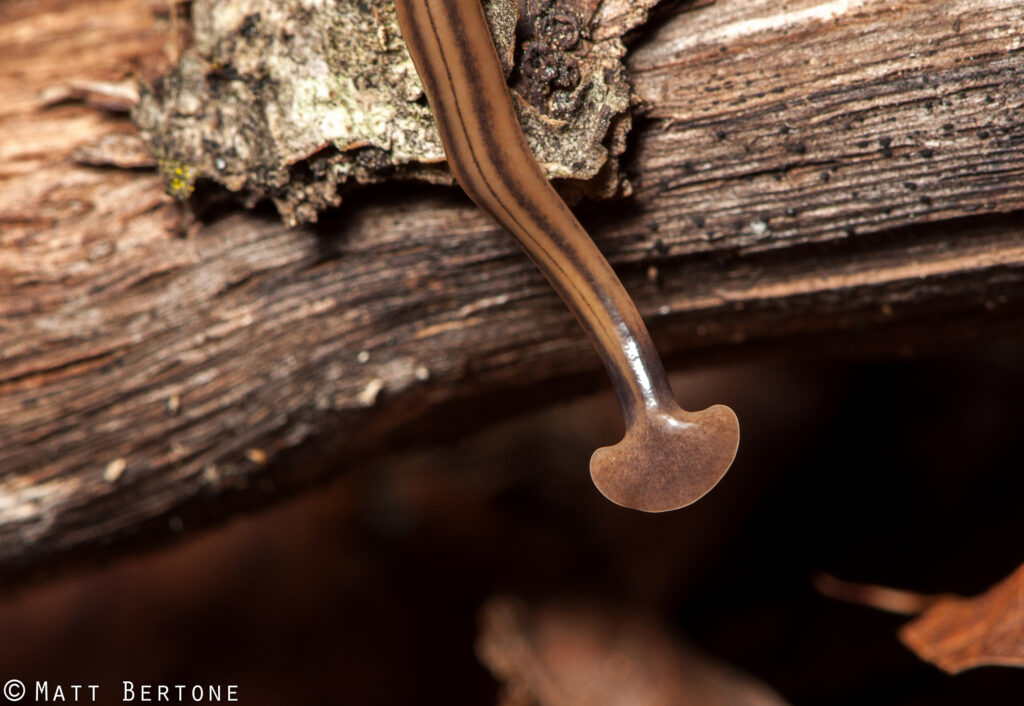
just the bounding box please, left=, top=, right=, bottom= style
left=900, top=562, right=1024, bottom=674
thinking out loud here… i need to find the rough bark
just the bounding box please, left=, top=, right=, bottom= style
left=1, top=0, right=1022, bottom=580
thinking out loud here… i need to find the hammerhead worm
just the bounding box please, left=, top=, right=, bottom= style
left=393, top=0, right=739, bottom=511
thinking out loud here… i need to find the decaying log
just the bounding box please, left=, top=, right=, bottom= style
left=1, top=0, right=1023, bottom=580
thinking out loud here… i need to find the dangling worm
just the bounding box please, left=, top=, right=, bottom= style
left=393, top=0, right=739, bottom=511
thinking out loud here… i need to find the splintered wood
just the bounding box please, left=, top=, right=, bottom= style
left=1, top=0, right=1023, bottom=575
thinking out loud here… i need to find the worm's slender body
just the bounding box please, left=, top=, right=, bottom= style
left=393, top=0, right=739, bottom=511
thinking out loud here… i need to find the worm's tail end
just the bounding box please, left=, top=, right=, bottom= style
left=590, top=404, right=739, bottom=512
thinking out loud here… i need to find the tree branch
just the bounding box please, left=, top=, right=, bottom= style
left=1, top=0, right=1022, bottom=580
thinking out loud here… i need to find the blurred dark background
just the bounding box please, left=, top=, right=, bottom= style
left=1, top=337, right=1022, bottom=705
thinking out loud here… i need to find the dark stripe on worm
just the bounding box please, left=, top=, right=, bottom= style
left=418, top=0, right=630, bottom=395
left=393, top=0, right=740, bottom=512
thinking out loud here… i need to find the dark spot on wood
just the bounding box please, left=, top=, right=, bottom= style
left=553, top=60, right=580, bottom=90
left=207, top=65, right=243, bottom=83
left=239, top=13, right=260, bottom=38
left=539, top=12, right=580, bottom=51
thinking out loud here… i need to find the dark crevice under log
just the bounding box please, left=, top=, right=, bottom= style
left=1, top=0, right=1023, bottom=583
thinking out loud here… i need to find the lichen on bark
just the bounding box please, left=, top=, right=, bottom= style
left=134, top=0, right=660, bottom=225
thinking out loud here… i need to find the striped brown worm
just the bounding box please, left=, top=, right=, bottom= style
left=393, top=0, right=739, bottom=511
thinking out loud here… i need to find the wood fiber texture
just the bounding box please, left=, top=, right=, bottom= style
left=1, top=0, right=1022, bottom=579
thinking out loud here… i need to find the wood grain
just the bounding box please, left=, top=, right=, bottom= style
left=1, top=0, right=1022, bottom=579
